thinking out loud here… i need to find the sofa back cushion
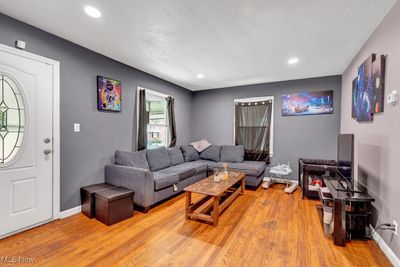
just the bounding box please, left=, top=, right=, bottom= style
left=146, top=147, right=171, bottom=171
left=115, top=150, right=150, bottom=170
left=220, top=145, right=245, bottom=163
left=200, top=145, right=221, bottom=162
left=167, top=147, right=185, bottom=166
left=180, top=145, right=200, bottom=162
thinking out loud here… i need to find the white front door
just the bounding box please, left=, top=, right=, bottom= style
left=0, top=47, right=54, bottom=238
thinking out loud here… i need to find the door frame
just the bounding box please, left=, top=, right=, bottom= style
left=0, top=43, right=61, bottom=221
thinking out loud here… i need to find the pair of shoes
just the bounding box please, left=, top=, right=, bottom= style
left=262, top=177, right=271, bottom=189
left=262, top=177, right=270, bottom=182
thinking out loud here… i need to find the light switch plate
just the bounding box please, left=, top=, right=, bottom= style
left=15, top=40, right=26, bottom=50
left=387, top=90, right=398, bottom=105
left=74, top=123, right=80, bottom=132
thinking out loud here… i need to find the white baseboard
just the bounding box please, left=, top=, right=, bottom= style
left=59, top=206, right=81, bottom=219
left=370, top=225, right=400, bottom=267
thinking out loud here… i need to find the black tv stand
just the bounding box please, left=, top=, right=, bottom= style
left=329, top=178, right=365, bottom=194
left=321, top=176, right=374, bottom=246
left=340, top=180, right=348, bottom=190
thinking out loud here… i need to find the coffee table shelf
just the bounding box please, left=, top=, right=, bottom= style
left=184, top=172, right=245, bottom=226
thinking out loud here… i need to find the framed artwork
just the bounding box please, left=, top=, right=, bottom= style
left=97, top=76, right=121, bottom=111
left=281, top=90, right=333, bottom=116
left=352, top=54, right=386, bottom=122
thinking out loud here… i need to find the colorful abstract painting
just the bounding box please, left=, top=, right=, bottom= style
left=351, top=78, right=358, bottom=118
left=281, top=90, right=333, bottom=116
left=356, top=55, right=374, bottom=121
left=352, top=54, right=386, bottom=122
left=97, top=76, right=121, bottom=111
left=372, top=55, right=386, bottom=113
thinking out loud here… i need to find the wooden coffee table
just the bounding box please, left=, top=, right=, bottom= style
left=184, top=172, right=245, bottom=226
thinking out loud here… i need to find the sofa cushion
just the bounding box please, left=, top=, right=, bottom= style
left=180, top=145, right=200, bottom=162
left=202, top=160, right=224, bottom=170
left=115, top=150, right=149, bottom=170
left=153, top=172, right=179, bottom=191
left=200, top=145, right=221, bottom=162
left=146, top=147, right=171, bottom=171
left=201, top=160, right=265, bottom=177
left=190, top=139, right=211, bottom=152
left=179, top=161, right=208, bottom=175
left=227, top=161, right=266, bottom=177
left=167, top=147, right=185, bottom=166
left=159, top=165, right=196, bottom=181
left=220, top=145, right=245, bottom=163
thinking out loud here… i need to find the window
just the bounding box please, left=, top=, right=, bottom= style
left=146, top=93, right=168, bottom=149
left=234, top=96, right=274, bottom=162
left=137, top=87, right=169, bottom=149
left=0, top=74, right=25, bottom=165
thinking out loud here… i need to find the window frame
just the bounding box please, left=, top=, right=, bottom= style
left=233, top=96, right=274, bottom=157
left=136, top=86, right=170, bottom=149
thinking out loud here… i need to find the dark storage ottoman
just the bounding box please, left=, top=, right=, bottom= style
left=80, top=183, right=114, bottom=218
left=95, top=187, right=134, bottom=226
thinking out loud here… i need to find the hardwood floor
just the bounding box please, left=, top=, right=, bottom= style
left=0, top=185, right=391, bottom=267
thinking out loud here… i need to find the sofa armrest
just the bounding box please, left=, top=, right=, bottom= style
left=105, top=164, right=154, bottom=208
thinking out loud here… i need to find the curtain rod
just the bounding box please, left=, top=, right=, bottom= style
left=234, top=96, right=274, bottom=103
left=137, top=86, right=171, bottom=98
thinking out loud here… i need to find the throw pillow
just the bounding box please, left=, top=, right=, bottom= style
left=200, top=145, right=221, bottom=162
left=115, top=150, right=150, bottom=170
left=167, top=147, right=185, bottom=166
left=190, top=139, right=211, bottom=153
left=180, top=145, right=200, bottom=162
left=220, top=145, right=245, bottom=163
left=146, top=147, right=171, bottom=171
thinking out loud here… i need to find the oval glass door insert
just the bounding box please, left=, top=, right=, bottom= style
left=0, top=74, right=25, bottom=165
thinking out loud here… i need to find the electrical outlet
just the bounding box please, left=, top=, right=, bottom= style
left=393, top=220, right=398, bottom=236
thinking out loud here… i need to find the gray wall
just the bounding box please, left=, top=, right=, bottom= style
left=341, top=0, right=400, bottom=258
left=191, top=75, right=342, bottom=179
left=0, top=13, right=193, bottom=211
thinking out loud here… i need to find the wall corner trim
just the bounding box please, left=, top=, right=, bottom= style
left=59, top=206, right=82, bottom=219
left=370, top=225, right=400, bottom=267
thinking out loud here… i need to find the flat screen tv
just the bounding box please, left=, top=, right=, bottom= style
left=337, top=134, right=354, bottom=187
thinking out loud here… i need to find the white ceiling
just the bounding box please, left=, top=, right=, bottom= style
left=0, top=0, right=396, bottom=91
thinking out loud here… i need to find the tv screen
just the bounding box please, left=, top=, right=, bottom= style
left=337, top=134, right=354, bottom=185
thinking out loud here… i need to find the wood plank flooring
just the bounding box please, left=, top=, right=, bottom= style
left=0, top=185, right=391, bottom=267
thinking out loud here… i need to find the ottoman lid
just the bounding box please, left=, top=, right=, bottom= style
left=95, top=187, right=134, bottom=202
left=81, top=183, right=114, bottom=193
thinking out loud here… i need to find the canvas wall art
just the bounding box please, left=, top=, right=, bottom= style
left=372, top=54, right=386, bottom=113
left=97, top=76, right=121, bottom=111
left=356, top=55, right=374, bottom=121
left=352, top=54, right=386, bottom=122
left=281, top=90, right=333, bottom=116
left=351, top=78, right=358, bottom=118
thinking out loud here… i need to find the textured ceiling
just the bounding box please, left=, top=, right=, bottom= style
left=0, top=0, right=396, bottom=90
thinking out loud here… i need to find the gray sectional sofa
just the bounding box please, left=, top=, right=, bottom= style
left=105, top=145, right=266, bottom=211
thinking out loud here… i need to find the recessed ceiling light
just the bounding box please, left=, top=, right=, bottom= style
left=196, top=74, right=204, bottom=79
left=84, top=6, right=101, bottom=18
left=288, top=58, right=299, bottom=65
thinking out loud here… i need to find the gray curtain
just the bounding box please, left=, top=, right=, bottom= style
left=166, top=96, right=177, bottom=147
left=137, top=89, right=149, bottom=150
left=235, top=100, right=272, bottom=163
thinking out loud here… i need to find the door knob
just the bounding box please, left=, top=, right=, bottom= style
left=44, top=149, right=52, bottom=155
left=44, top=138, right=51, bottom=144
